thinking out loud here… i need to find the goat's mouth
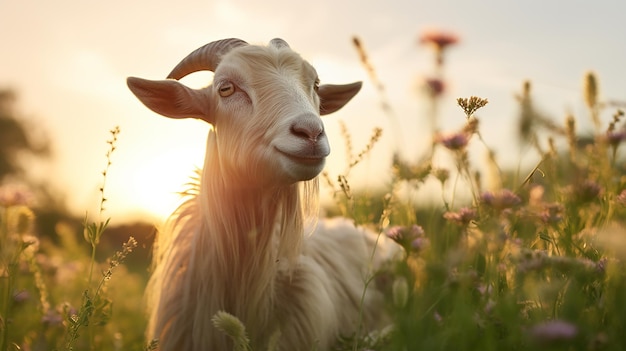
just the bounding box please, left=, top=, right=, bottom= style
left=275, top=148, right=327, bottom=166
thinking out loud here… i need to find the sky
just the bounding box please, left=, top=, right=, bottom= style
left=1, top=0, right=625, bottom=223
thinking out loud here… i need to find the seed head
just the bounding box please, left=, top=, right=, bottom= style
left=583, top=71, right=598, bottom=109
left=457, top=96, right=489, bottom=119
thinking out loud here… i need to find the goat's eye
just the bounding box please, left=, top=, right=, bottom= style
left=218, top=81, right=235, bottom=97
left=313, top=79, right=320, bottom=92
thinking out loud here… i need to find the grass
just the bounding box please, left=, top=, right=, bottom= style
left=0, top=127, right=148, bottom=351
left=2, top=35, right=626, bottom=351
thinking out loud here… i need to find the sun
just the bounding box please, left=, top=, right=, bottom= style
left=107, top=142, right=205, bottom=223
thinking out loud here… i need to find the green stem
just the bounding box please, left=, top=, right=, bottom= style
left=1, top=207, right=14, bottom=351
left=352, top=202, right=392, bottom=351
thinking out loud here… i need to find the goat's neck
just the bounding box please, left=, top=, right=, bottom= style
left=192, top=151, right=305, bottom=331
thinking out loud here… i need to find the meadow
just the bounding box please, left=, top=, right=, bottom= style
left=2, top=34, right=626, bottom=351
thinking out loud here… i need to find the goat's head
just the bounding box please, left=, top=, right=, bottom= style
left=127, top=38, right=361, bottom=187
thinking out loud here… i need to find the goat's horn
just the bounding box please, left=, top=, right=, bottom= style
left=269, top=38, right=290, bottom=49
left=167, top=38, right=249, bottom=80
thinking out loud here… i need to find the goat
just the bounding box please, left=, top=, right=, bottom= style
left=127, top=38, right=394, bottom=350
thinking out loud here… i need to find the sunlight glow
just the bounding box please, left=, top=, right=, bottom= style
left=108, top=143, right=204, bottom=222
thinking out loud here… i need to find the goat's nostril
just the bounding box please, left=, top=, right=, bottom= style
left=291, top=121, right=324, bottom=141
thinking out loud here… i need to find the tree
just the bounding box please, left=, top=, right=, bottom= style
left=0, top=88, right=50, bottom=183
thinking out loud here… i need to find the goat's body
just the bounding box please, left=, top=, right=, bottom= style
left=147, top=137, right=387, bottom=349
left=130, top=38, right=395, bottom=350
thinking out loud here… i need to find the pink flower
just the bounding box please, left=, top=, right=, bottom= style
left=529, top=320, right=578, bottom=343
left=419, top=31, right=459, bottom=51
left=424, top=77, right=446, bottom=97
left=615, top=189, right=626, bottom=206
left=386, top=225, right=426, bottom=252
left=573, top=180, right=602, bottom=203
left=0, top=184, right=34, bottom=207
left=437, top=132, right=469, bottom=151
left=539, top=203, right=564, bottom=224
left=605, top=130, right=626, bottom=146
left=480, top=189, right=522, bottom=210
left=41, top=309, right=64, bottom=326
left=411, top=237, right=430, bottom=252
left=443, top=207, right=477, bottom=226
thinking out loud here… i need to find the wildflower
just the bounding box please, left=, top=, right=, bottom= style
left=437, top=132, right=469, bottom=151
left=443, top=207, right=477, bottom=226
left=13, top=290, right=30, bottom=304
left=42, top=309, right=64, bottom=326
left=419, top=30, right=459, bottom=51
left=604, top=129, right=626, bottom=146
left=539, top=203, right=564, bottom=225
left=433, top=311, right=443, bottom=324
left=0, top=184, right=34, bottom=207
left=386, top=225, right=426, bottom=252
left=104, top=236, right=138, bottom=281
left=529, top=320, right=578, bottom=343
left=411, top=237, right=430, bottom=252
left=595, top=257, right=608, bottom=274
left=572, top=179, right=602, bottom=203
left=480, top=189, right=522, bottom=210
left=419, top=30, right=459, bottom=67
left=616, top=189, right=626, bottom=206
left=423, top=77, right=446, bottom=97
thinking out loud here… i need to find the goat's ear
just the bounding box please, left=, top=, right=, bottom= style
left=127, top=77, right=213, bottom=124
left=318, top=81, right=362, bottom=115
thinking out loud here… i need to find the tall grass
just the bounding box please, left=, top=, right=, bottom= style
left=323, top=35, right=626, bottom=351
left=0, top=127, right=147, bottom=351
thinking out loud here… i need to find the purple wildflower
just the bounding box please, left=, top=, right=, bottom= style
left=573, top=179, right=602, bottom=203
left=480, top=189, right=522, bottom=210
left=385, top=226, right=405, bottom=242
left=539, top=203, right=564, bottom=224
left=41, top=309, right=64, bottom=326
left=605, top=130, right=626, bottom=146
left=437, top=132, right=469, bottom=151
left=529, top=320, right=578, bottom=343
left=0, top=184, right=34, bottom=207
left=13, top=290, right=30, bottom=304
left=411, top=237, right=430, bottom=252
left=386, top=224, right=426, bottom=252
left=424, top=77, right=446, bottom=97
left=443, top=207, right=477, bottom=226
left=616, top=189, right=626, bottom=206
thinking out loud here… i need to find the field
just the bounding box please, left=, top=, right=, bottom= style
left=2, top=36, right=626, bottom=351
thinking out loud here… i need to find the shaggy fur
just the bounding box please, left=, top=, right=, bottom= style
left=128, top=39, right=395, bottom=350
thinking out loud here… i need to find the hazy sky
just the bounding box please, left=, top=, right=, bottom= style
left=1, top=0, right=625, bottom=222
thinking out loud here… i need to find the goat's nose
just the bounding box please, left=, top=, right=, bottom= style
left=290, top=117, right=324, bottom=141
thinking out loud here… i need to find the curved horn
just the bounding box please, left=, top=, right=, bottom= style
left=167, top=38, right=249, bottom=80
left=269, top=38, right=290, bottom=49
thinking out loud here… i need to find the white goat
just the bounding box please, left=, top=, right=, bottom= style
left=128, top=38, right=393, bottom=350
